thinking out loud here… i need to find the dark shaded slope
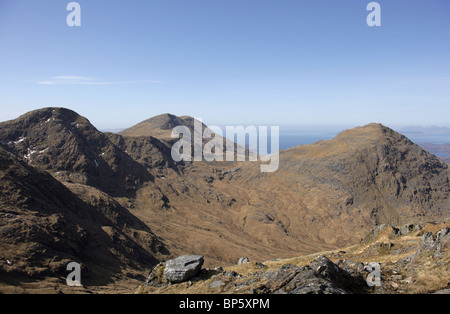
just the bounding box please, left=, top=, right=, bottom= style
left=0, top=146, right=166, bottom=287
left=106, top=132, right=178, bottom=174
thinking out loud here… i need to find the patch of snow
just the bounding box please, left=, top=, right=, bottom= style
left=23, top=148, right=37, bottom=163
left=14, top=137, right=26, bottom=145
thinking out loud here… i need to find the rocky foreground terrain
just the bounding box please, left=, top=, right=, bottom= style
left=0, top=107, right=448, bottom=294
left=138, top=221, right=450, bottom=294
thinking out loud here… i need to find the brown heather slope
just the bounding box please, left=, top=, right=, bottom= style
left=118, top=118, right=449, bottom=264
left=0, top=109, right=449, bottom=293
left=234, top=123, right=449, bottom=249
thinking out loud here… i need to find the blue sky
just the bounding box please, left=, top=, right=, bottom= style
left=0, top=0, right=449, bottom=130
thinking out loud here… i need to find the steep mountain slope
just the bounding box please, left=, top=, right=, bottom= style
left=419, top=143, right=450, bottom=164
left=106, top=132, right=178, bottom=176
left=234, top=123, right=449, bottom=248
left=0, top=146, right=167, bottom=292
left=0, top=108, right=153, bottom=197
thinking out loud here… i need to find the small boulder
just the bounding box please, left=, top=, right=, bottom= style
left=238, top=257, right=250, bottom=265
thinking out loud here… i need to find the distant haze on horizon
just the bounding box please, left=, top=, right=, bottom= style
left=0, top=0, right=449, bottom=130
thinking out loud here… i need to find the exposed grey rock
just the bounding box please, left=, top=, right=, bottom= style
left=433, top=288, right=450, bottom=294
left=145, top=262, right=166, bottom=286
left=163, top=255, right=204, bottom=283
left=362, top=224, right=398, bottom=243
left=337, top=259, right=365, bottom=276
left=238, top=257, right=250, bottom=265
left=223, top=270, right=239, bottom=278
left=258, top=256, right=369, bottom=295
left=399, top=223, right=422, bottom=236
left=416, top=227, right=449, bottom=255
left=210, top=280, right=226, bottom=289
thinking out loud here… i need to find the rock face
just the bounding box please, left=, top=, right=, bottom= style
left=163, top=255, right=204, bottom=283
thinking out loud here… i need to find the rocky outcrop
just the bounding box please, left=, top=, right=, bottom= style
left=255, top=256, right=369, bottom=294
left=362, top=223, right=424, bottom=245
left=416, top=227, right=449, bottom=255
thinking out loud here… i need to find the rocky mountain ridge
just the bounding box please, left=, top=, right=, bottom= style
left=0, top=107, right=448, bottom=293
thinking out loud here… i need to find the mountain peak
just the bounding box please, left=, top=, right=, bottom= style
left=119, top=113, right=199, bottom=139
left=335, top=123, right=393, bottom=140
left=15, top=107, right=84, bottom=123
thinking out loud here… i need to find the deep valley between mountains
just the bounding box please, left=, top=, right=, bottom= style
left=0, top=107, right=448, bottom=294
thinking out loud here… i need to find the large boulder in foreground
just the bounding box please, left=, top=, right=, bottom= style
left=163, top=255, right=204, bottom=283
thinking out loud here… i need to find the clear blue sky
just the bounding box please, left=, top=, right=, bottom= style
left=0, top=0, right=449, bottom=130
